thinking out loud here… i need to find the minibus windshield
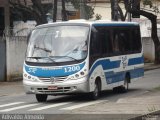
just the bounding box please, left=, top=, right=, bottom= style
left=26, top=25, right=89, bottom=63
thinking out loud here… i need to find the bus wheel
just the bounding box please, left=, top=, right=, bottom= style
left=120, top=75, right=130, bottom=93
left=36, top=94, right=48, bottom=102
left=124, top=78, right=129, bottom=91
left=90, top=80, right=101, bottom=100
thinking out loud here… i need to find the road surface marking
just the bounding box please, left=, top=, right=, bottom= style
left=0, top=104, right=38, bottom=112
left=0, top=102, right=25, bottom=108
left=61, top=100, right=107, bottom=110
left=29, top=102, right=72, bottom=111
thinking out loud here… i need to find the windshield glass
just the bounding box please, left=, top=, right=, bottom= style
left=26, top=25, right=89, bottom=63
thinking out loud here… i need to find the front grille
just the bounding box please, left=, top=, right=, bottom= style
left=39, top=76, right=68, bottom=83
left=37, top=87, right=72, bottom=94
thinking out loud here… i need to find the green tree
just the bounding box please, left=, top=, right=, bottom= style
left=111, top=0, right=160, bottom=64
left=53, top=0, right=67, bottom=22
left=53, top=0, right=58, bottom=22
left=68, top=0, right=94, bottom=19
left=10, top=0, right=66, bottom=24
left=62, top=0, right=67, bottom=21
left=9, top=0, right=52, bottom=25
left=95, top=14, right=102, bottom=20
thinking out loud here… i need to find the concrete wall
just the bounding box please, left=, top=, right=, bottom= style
left=6, top=37, right=27, bottom=81
left=142, top=37, right=155, bottom=62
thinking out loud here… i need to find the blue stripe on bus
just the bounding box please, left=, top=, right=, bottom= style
left=128, top=56, right=144, bottom=66
left=89, top=56, right=143, bottom=77
left=105, top=68, right=144, bottom=84
left=89, top=59, right=121, bottom=76
left=25, top=62, right=85, bottom=77
left=130, top=68, right=144, bottom=79
left=105, top=71, right=124, bottom=84
left=93, top=23, right=139, bottom=27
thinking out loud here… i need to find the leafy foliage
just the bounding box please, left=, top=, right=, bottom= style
left=67, top=0, right=94, bottom=19
left=143, top=0, right=153, bottom=8
left=95, top=14, right=102, bottom=20
left=142, top=0, right=160, bottom=14
left=126, top=0, right=160, bottom=63
left=9, top=0, right=52, bottom=25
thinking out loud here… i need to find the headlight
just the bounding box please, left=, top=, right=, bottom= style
left=80, top=72, right=85, bottom=75
left=68, top=70, right=87, bottom=80
left=23, top=74, right=39, bottom=82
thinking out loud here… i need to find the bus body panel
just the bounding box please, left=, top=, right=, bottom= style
left=88, top=53, right=144, bottom=92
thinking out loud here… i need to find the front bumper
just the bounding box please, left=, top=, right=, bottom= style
left=23, top=78, right=89, bottom=95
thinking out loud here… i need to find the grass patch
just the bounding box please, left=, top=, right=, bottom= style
left=153, top=86, right=160, bottom=91
left=148, top=106, right=157, bottom=113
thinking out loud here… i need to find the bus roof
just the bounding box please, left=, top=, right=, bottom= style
left=35, top=19, right=139, bottom=29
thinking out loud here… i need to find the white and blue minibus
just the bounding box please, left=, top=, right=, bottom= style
left=23, top=20, right=144, bottom=102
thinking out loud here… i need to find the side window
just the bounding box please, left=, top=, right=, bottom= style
left=118, top=29, right=131, bottom=54
left=132, top=27, right=141, bottom=53
left=113, top=28, right=132, bottom=55
left=90, top=25, right=141, bottom=58
left=113, top=30, right=120, bottom=54
left=101, top=29, right=113, bottom=56
left=92, top=26, right=113, bottom=57
left=97, top=27, right=106, bottom=54
left=89, top=26, right=101, bottom=67
left=89, top=26, right=114, bottom=67
left=90, top=27, right=101, bottom=56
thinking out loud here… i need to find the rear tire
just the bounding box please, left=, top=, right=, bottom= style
left=123, top=78, right=129, bottom=91
left=113, top=74, right=130, bottom=93
left=36, top=94, right=48, bottom=102
left=120, top=75, right=130, bottom=93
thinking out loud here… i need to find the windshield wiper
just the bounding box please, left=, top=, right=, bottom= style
left=27, top=57, right=56, bottom=63
left=63, top=56, right=79, bottom=62
left=49, top=56, right=79, bottom=62
left=34, top=46, right=51, bottom=53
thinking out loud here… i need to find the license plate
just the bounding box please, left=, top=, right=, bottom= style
left=48, top=86, right=58, bottom=90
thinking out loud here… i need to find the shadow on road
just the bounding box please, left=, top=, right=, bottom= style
left=45, top=88, right=141, bottom=103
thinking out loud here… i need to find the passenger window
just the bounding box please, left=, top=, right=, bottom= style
left=132, top=28, right=141, bottom=53
left=93, top=26, right=114, bottom=57
left=90, top=29, right=101, bottom=55
left=113, top=27, right=138, bottom=55
left=90, top=25, right=141, bottom=58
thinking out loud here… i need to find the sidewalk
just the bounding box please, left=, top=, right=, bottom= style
left=0, top=81, right=24, bottom=97
left=144, top=62, right=160, bottom=71
left=73, top=90, right=160, bottom=115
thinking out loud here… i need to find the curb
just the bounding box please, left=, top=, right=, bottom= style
left=144, top=66, right=160, bottom=71
left=129, top=110, right=160, bottom=120
left=144, top=63, right=160, bottom=71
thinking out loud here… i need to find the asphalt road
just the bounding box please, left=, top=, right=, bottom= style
left=0, top=69, right=160, bottom=116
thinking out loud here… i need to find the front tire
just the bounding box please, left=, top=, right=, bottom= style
left=36, top=94, right=48, bottom=102
left=90, top=81, right=100, bottom=100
